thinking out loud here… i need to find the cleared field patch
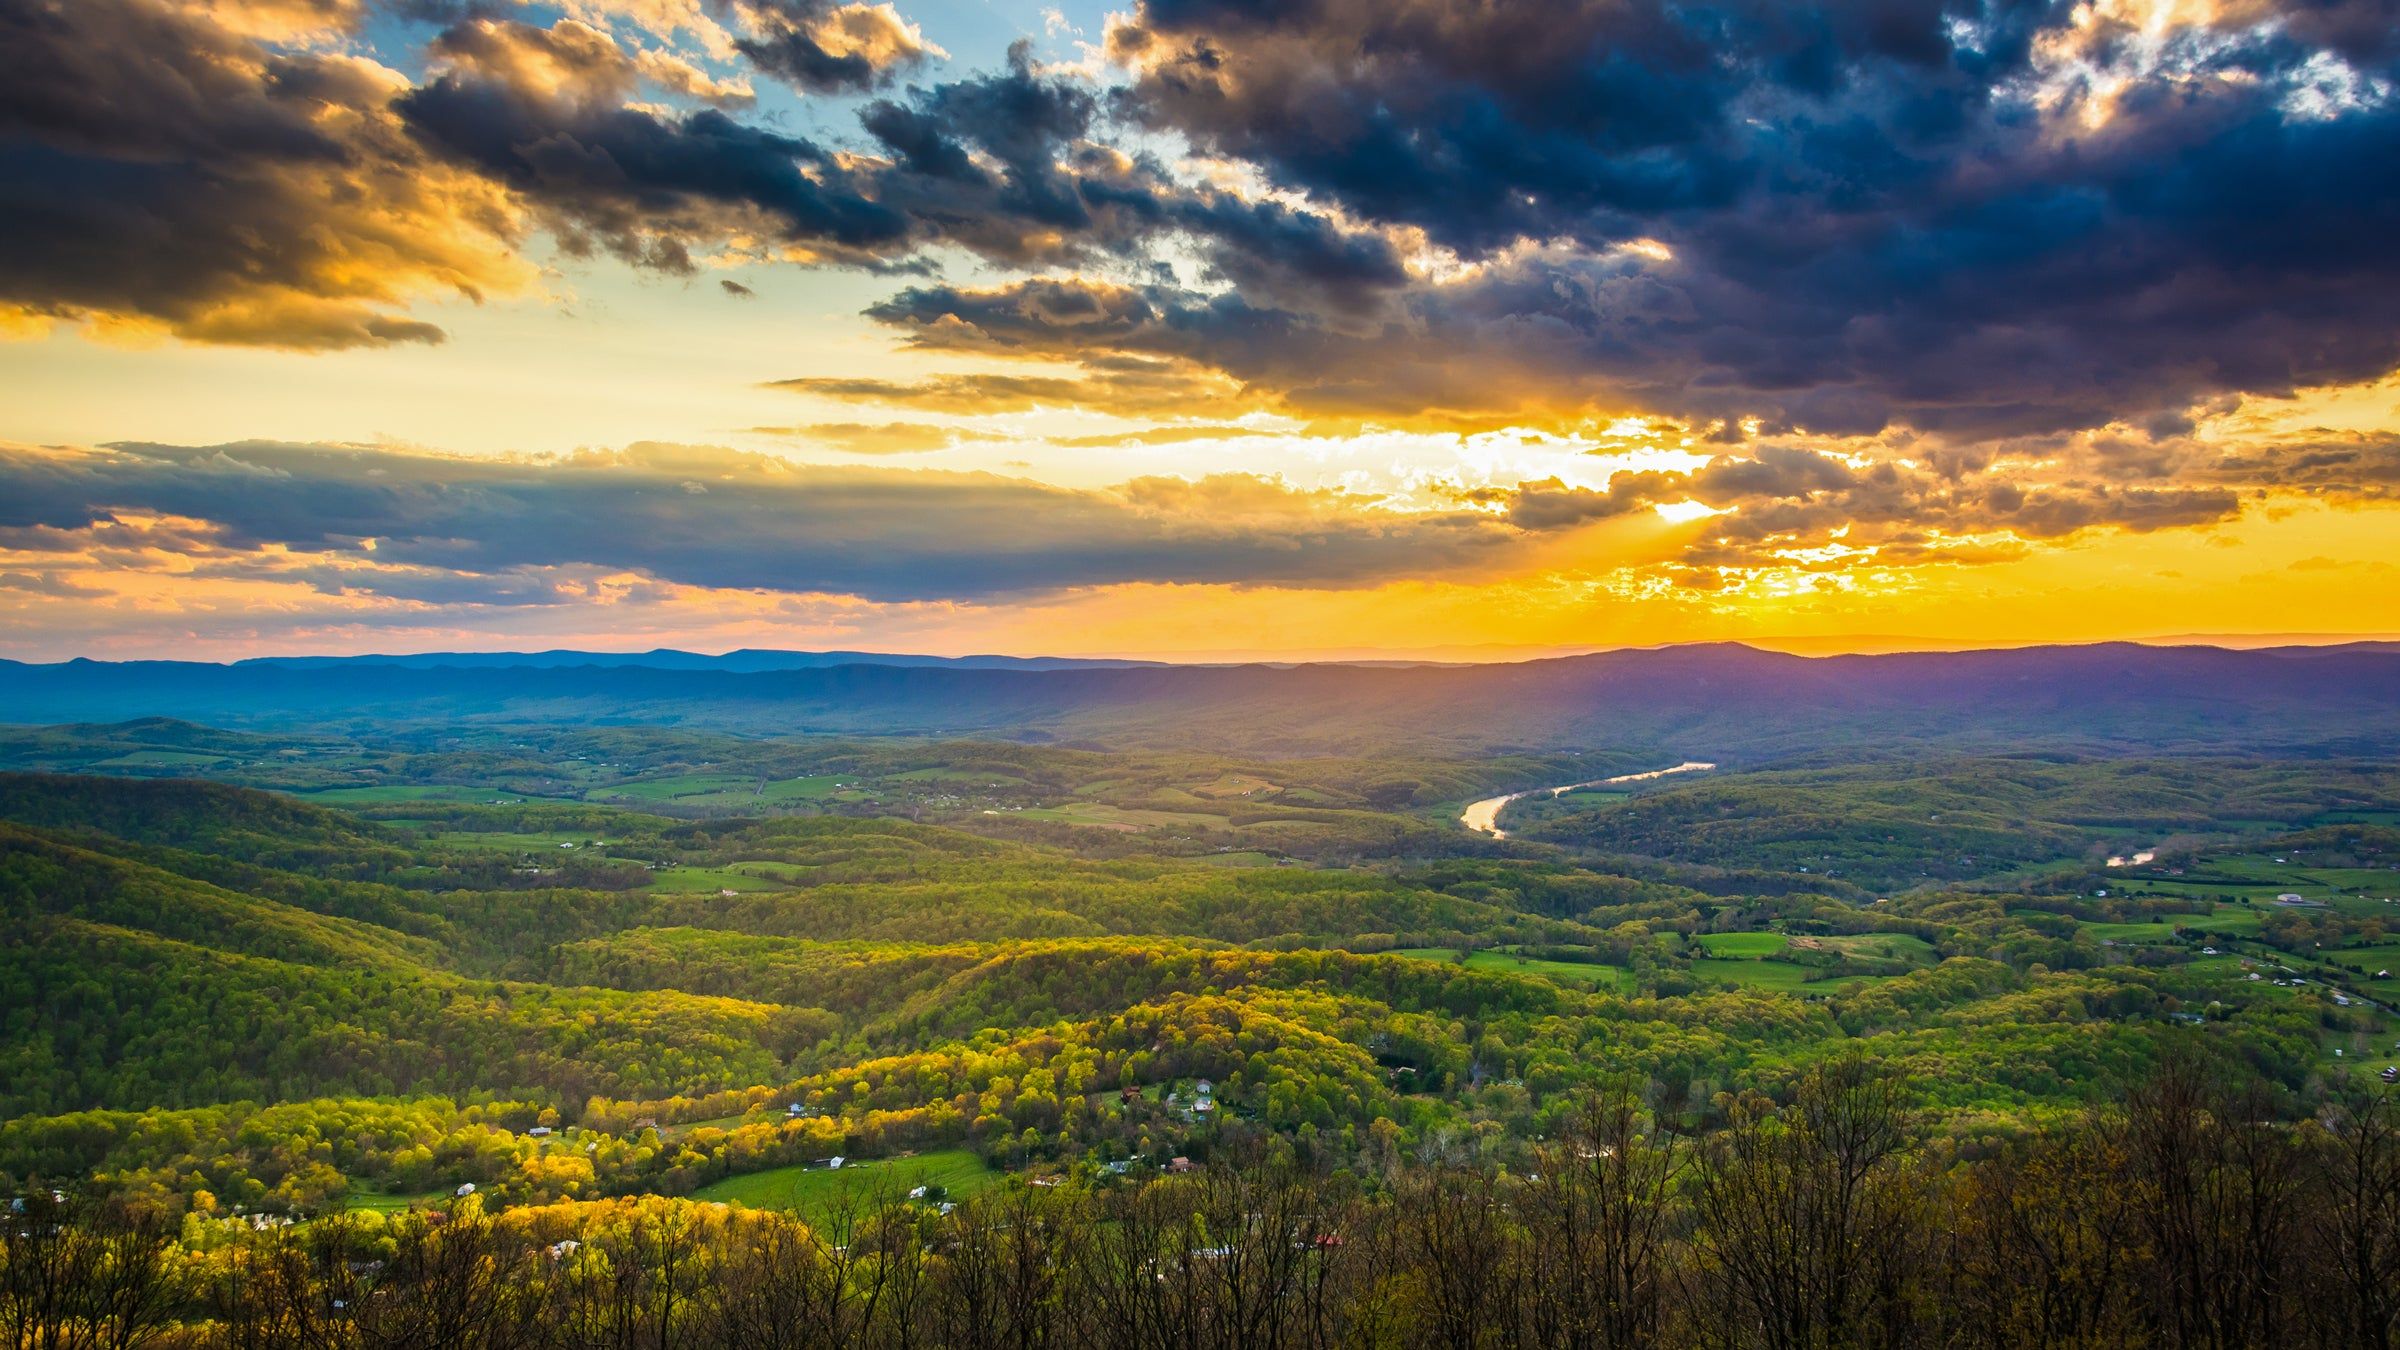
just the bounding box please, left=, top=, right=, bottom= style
left=90, top=750, right=228, bottom=770
left=344, top=1187, right=445, bottom=1214
left=1389, top=947, right=1631, bottom=992
left=2324, top=945, right=2400, bottom=1001
left=1187, top=774, right=1282, bottom=800
left=1696, top=932, right=1789, bottom=958
left=1012, top=802, right=1220, bottom=832
left=2078, top=906, right=2264, bottom=944
left=1812, top=933, right=1940, bottom=962
left=647, top=864, right=800, bottom=893
left=1191, top=850, right=1279, bottom=867
left=298, top=784, right=526, bottom=805
left=425, top=829, right=607, bottom=852
left=695, top=1149, right=998, bottom=1219
left=592, top=774, right=766, bottom=802
left=891, top=768, right=1031, bottom=786
left=757, top=775, right=859, bottom=802
left=1691, top=958, right=1888, bottom=994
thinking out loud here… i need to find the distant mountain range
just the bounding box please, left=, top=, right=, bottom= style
left=4, top=642, right=2397, bottom=756
left=230, top=647, right=1165, bottom=672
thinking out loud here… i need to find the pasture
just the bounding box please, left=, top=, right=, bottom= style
left=695, top=1149, right=998, bottom=1220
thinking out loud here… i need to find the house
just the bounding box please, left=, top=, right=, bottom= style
left=1120, top=1086, right=1142, bottom=1103
left=1191, top=1098, right=1215, bottom=1115
left=908, top=1186, right=928, bottom=1199
left=818, top=1156, right=846, bottom=1170
left=1194, top=1079, right=1213, bottom=1096
left=526, top=1125, right=554, bottom=1138
left=1030, top=1176, right=1062, bottom=1188
left=1166, top=1157, right=1195, bottom=1174
left=454, top=1183, right=476, bottom=1198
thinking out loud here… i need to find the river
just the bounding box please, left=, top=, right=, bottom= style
left=1459, top=760, right=1718, bottom=839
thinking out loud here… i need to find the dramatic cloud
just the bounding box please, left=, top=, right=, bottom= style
left=1090, top=0, right=2400, bottom=438
left=732, top=0, right=940, bottom=94
left=1488, top=442, right=2246, bottom=577
left=400, top=16, right=911, bottom=271
left=0, top=441, right=1518, bottom=600
left=0, top=0, right=531, bottom=347
left=5, top=0, right=2398, bottom=656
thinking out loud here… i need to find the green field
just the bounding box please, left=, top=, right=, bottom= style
left=1389, top=947, right=1632, bottom=991
left=2115, top=853, right=2400, bottom=909
left=1818, top=933, right=1941, bottom=961
left=299, top=784, right=529, bottom=804
left=695, top=1149, right=999, bottom=1219
left=591, top=773, right=866, bottom=809
left=890, top=768, right=1030, bottom=785
left=1691, top=958, right=1888, bottom=994
left=1696, top=932, right=1789, bottom=957
left=647, top=864, right=799, bottom=893
left=425, top=829, right=608, bottom=852
left=344, top=1187, right=444, bottom=1214
left=2080, top=906, right=2265, bottom=943
left=1191, top=850, right=1280, bottom=867
left=1012, top=802, right=1221, bottom=832
left=90, top=750, right=228, bottom=769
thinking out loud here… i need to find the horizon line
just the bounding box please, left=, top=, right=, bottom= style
left=7, top=631, right=2399, bottom=670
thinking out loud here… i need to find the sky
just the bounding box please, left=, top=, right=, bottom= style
left=2, top=0, right=2397, bottom=661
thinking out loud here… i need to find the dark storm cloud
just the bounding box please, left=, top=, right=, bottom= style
left=10, top=0, right=2397, bottom=458
left=398, top=35, right=910, bottom=272
left=1086, top=0, right=2400, bottom=437
left=0, top=441, right=1516, bottom=600
left=398, top=27, right=1410, bottom=289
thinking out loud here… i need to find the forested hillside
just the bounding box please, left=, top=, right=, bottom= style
left=5, top=717, right=2400, bottom=1345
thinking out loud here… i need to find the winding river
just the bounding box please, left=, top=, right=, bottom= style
left=1459, top=761, right=1718, bottom=839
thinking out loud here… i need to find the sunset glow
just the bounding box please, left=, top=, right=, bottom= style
left=4, top=0, right=2396, bottom=659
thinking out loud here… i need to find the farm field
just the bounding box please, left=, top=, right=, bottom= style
left=694, top=1149, right=1000, bottom=1220
left=88, top=750, right=230, bottom=770
left=1690, top=957, right=1892, bottom=994
left=646, top=863, right=800, bottom=893
left=423, top=829, right=609, bottom=852
left=1389, top=947, right=1633, bottom=991
left=2074, top=906, right=2267, bottom=943
left=343, top=1187, right=445, bottom=1214
left=299, top=784, right=531, bottom=804
left=1695, top=932, right=1788, bottom=957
